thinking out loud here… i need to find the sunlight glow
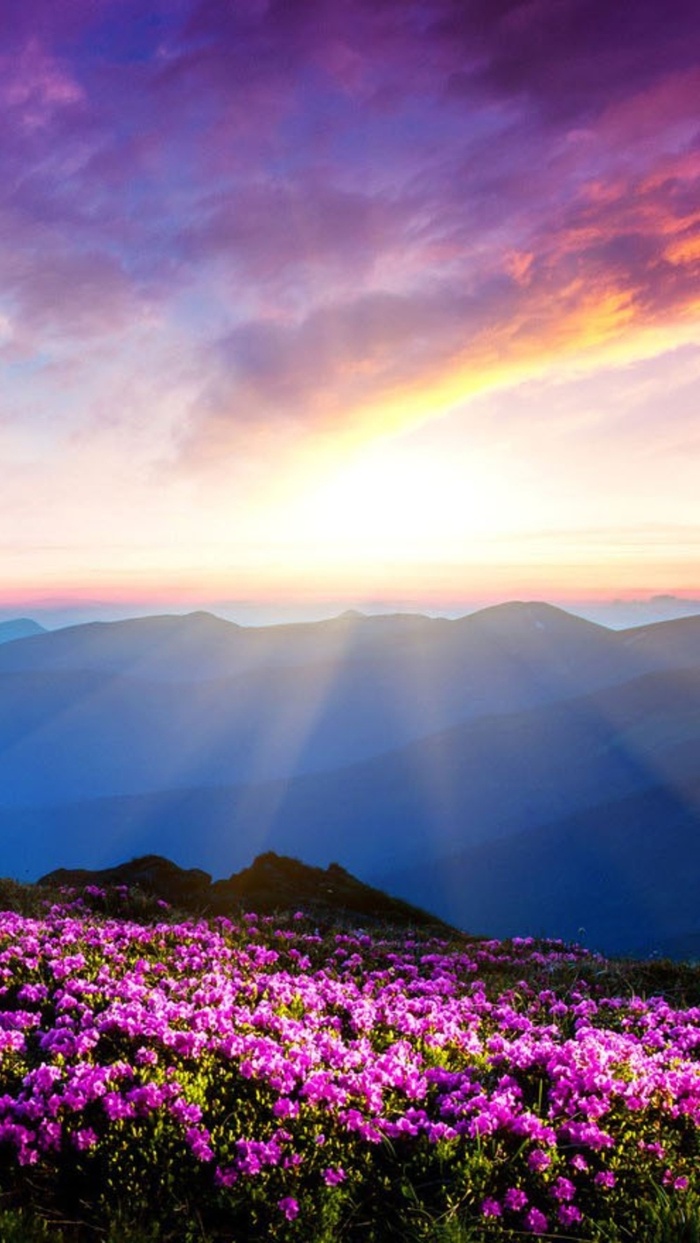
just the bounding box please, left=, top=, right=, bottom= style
left=280, top=442, right=513, bottom=565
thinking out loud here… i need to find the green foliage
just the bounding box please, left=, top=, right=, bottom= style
left=2, top=894, right=700, bottom=1243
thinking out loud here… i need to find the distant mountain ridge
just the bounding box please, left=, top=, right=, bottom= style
left=0, top=600, right=676, bottom=682
left=0, top=602, right=695, bottom=809
left=0, top=618, right=45, bottom=645
left=0, top=601, right=699, bottom=957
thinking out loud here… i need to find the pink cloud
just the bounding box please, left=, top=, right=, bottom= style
left=1, top=38, right=84, bottom=123
left=0, top=0, right=698, bottom=471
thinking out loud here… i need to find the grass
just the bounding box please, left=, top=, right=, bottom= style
left=1, top=881, right=700, bottom=1241
left=3, top=1196, right=700, bottom=1243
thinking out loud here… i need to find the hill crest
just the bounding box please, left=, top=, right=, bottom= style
left=38, top=852, right=454, bottom=931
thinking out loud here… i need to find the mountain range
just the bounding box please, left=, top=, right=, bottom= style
left=0, top=601, right=698, bottom=956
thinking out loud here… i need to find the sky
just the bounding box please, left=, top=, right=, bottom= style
left=1, top=0, right=699, bottom=617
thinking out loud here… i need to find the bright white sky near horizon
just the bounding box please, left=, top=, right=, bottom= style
left=1, top=0, right=699, bottom=615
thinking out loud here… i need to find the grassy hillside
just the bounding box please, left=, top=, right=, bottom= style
left=1, top=869, right=700, bottom=1241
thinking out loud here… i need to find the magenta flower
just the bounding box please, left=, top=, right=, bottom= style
left=551, top=1176, right=576, bottom=1202
left=558, top=1204, right=583, bottom=1226
left=527, top=1149, right=552, bottom=1172
left=481, top=1197, right=502, bottom=1217
left=1, top=901, right=700, bottom=1242
left=594, top=1170, right=616, bottom=1189
left=524, top=1206, right=549, bottom=1234
left=504, top=1187, right=528, bottom=1211
left=322, top=1167, right=346, bottom=1186
left=663, top=1170, right=689, bottom=1190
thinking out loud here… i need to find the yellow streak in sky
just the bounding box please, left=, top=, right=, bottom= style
left=285, top=283, right=700, bottom=489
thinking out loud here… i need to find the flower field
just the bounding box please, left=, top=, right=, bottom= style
left=1, top=888, right=700, bottom=1241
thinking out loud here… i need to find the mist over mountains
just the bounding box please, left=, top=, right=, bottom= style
left=0, top=601, right=698, bottom=957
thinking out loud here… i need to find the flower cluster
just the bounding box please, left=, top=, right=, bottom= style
left=0, top=899, right=699, bottom=1238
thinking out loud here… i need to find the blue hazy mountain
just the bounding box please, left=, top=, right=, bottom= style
left=0, top=618, right=45, bottom=645
left=0, top=602, right=626, bottom=681
left=0, top=602, right=659, bottom=806
left=378, top=775, right=700, bottom=958
left=0, top=603, right=699, bottom=955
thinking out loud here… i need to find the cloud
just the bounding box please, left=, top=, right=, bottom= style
left=435, top=0, right=700, bottom=122
left=177, top=178, right=403, bottom=288
left=1, top=0, right=699, bottom=477
left=179, top=273, right=525, bottom=462
left=1, top=243, right=146, bottom=343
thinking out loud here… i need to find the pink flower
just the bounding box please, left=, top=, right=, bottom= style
left=323, top=1167, right=346, bottom=1186
left=504, top=1187, right=528, bottom=1211
left=481, top=1197, right=502, bottom=1217
left=278, top=1197, right=299, bottom=1221
left=558, top=1204, right=583, bottom=1226
left=663, top=1171, right=689, bottom=1191
left=551, top=1176, right=576, bottom=1202
left=524, top=1206, right=549, bottom=1234
left=527, top=1149, right=552, bottom=1172
left=594, top=1170, right=616, bottom=1189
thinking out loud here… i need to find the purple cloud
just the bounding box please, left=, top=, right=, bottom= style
left=434, top=0, right=700, bottom=121
left=0, top=0, right=698, bottom=462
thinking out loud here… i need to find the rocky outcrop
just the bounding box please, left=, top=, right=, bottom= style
left=38, top=851, right=452, bottom=931
left=39, top=854, right=212, bottom=909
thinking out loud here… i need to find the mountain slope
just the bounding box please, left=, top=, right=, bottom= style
left=0, top=604, right=693, bottom=807
left=378, top=776, right=700, bottom=957
left=0, top=618, right=45, bottom=645
left=620, top=614, right=700, bottom=667
left=3, top=667, right=698, bottom=909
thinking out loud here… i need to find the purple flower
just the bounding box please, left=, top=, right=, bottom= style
left=278, top=1197, right=299, bottom=1221
left=663, top=1170, right=689, bottom=1190
left=273, top=1097, right=299, bottom=1119
left=551, top=1176, right=576, bottom=1202
left=186, top=1127, right=214, bottom=1163
left=639, top=1140, right=665, bottom=1159
left=558, top=1204, right=583, bottom=1226
left=504, top=1187, right=528, bottom=1211
left=594, top=1170, right=616, bottom=1189
left=524, top=1206, right=549, bottom=1234
left=527, top=1149, right=552, bottom=1172
left=481, top=1197, right=502, bottom=1217
left=323, top=1167, right=346, bottom=1186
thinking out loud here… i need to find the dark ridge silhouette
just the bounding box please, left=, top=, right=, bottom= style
left=40, top=854, right=213, bottom=909
left=37, top=852, right=455, bottom=931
